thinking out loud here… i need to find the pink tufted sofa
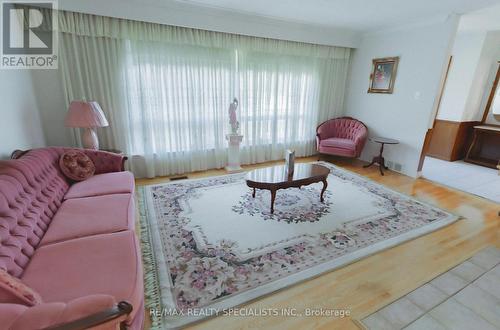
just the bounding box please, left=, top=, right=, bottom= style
left=0, top=147, right=143, bottom=330
left=316, top=117, right=368, bottom=158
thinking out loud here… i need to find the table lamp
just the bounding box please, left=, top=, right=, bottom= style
left=65, top=101, right=109, bottom=150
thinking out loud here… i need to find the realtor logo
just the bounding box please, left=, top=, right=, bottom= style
left=1, top=0, right=58, bottom=69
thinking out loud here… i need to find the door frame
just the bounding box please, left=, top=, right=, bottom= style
left=417, top=55, right=453, bottom=173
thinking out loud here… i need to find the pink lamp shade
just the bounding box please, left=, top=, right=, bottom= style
left=65, top=101, right=109, bottom=150
left=65, top=101, right=109, bottom=128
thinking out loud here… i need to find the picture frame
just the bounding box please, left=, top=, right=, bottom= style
left=368, top=56, right=399, bottom=94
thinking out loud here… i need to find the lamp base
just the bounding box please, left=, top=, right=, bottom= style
left=81, top=127, right=99, bottom=150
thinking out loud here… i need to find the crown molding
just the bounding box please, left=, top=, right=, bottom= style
left=59, top=0, right=362, bottom=48
left=363, top=13, right=460, bottom=38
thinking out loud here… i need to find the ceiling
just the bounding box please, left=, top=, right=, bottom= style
left=170, top=0, right=500, bottom=32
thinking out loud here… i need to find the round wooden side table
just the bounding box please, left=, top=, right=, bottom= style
left=363, top=137, right=399, bottom=176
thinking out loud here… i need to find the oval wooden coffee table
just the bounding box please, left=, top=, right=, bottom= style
left=246, top=164, right=330, bottom=214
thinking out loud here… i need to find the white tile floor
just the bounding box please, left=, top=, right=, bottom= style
left=361, top=247, right=500, bottom=330
left=422, top=157, right=500, bottom=203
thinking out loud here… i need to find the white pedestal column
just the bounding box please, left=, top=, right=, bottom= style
left=225, top=134, right=244, bottom=172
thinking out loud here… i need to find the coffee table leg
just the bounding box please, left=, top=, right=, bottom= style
left=252, top=188, right=256, bottom=198
left=320, top=178, right=328, bottom=202
left=270, top=189, right=276, bottom=214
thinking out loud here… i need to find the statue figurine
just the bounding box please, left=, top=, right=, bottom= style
left=228, top=98, right=239, bottom=134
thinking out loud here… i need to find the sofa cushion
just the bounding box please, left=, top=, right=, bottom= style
left=0, top=304, right=28, bottom=329
left=318, top=146, right=356, bottom=158
left=39, top=194, right=135, bottom=246
left=59, top=151, right=95, bottom=182
left=64, top=172, right=135, bottom=199
left=21, top=231, right=143, bottom=321
left=320, top=137, right=356, bottom=150
left=0, top=269, right=43, bottom=306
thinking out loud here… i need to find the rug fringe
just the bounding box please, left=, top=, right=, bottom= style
left=137, top=186, right=164, bottom=330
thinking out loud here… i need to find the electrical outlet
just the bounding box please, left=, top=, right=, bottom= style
left=394, top=163, right=402, bottom=172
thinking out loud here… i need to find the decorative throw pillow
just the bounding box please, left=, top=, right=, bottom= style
left=59, top=150, right=96, bottom=181
left=0, top=269, right=43, bottom=306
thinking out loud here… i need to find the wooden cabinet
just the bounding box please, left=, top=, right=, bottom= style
left=465, top=125, right=500, bottom=169
left=427, top=120, right=479, bottom=161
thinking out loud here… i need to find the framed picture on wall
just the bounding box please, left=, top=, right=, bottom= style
left=368, top=57, right=399, bottom=94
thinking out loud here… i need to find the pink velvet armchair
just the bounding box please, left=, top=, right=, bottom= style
left=316, top=117, right=368, bottom=158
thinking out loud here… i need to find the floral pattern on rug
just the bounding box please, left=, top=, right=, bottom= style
left=141, top=163, right=454, bottom=312
left=231, top=186, right=333, bottom=223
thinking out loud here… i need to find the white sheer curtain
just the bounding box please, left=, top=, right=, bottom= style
left=60, top=35, right=141, bottom=155
left=56, top=11, right=351, bottom=178
left=237, top=49, right=350, bottom=164
left=122, top=41, right=235, bottom=177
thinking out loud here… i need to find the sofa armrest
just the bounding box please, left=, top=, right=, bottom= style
left=45, top=301, right=132, bottom=330
left=82, top=150, right=128, bottom=174
left=1, top=295, right=132, bottom=330
left=316, top=120, right=335, bottom=141
left=10, top=149, right=29, bottom=159
left=353, top=131, right=368, bottom=156
left=316, top=125, right=325, bottom=141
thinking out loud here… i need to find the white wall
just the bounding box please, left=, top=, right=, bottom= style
left=484, top=58, right=500, bottom=125
left=30, top=68, right=71, bottom=147
left=437, top=31, right=486, bottom=121
left=463, top=31, right=500, bottom=121
left=344, top=16, right=459, bottom=177
left=0, top=70, right=46, bottom=159
left=475, top=32, right=500, bottom=125
left=437, top=30, right=500, bottom=122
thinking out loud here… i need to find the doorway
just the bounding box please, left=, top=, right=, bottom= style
left=419, top=39, right=500, bottom=203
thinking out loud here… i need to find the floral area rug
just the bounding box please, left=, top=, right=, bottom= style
left=138, top=162, right=458, bottom=329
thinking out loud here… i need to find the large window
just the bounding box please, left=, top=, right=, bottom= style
left=57, top=10, right=351, bottom=176
left=124, top=44, right=322, bottom=157
left=238, top=51, right=320, bottom=149
left=124, top=41, right=235, bottom=156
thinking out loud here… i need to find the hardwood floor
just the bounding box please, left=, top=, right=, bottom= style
left=135, top=156, right=500, bottom=330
